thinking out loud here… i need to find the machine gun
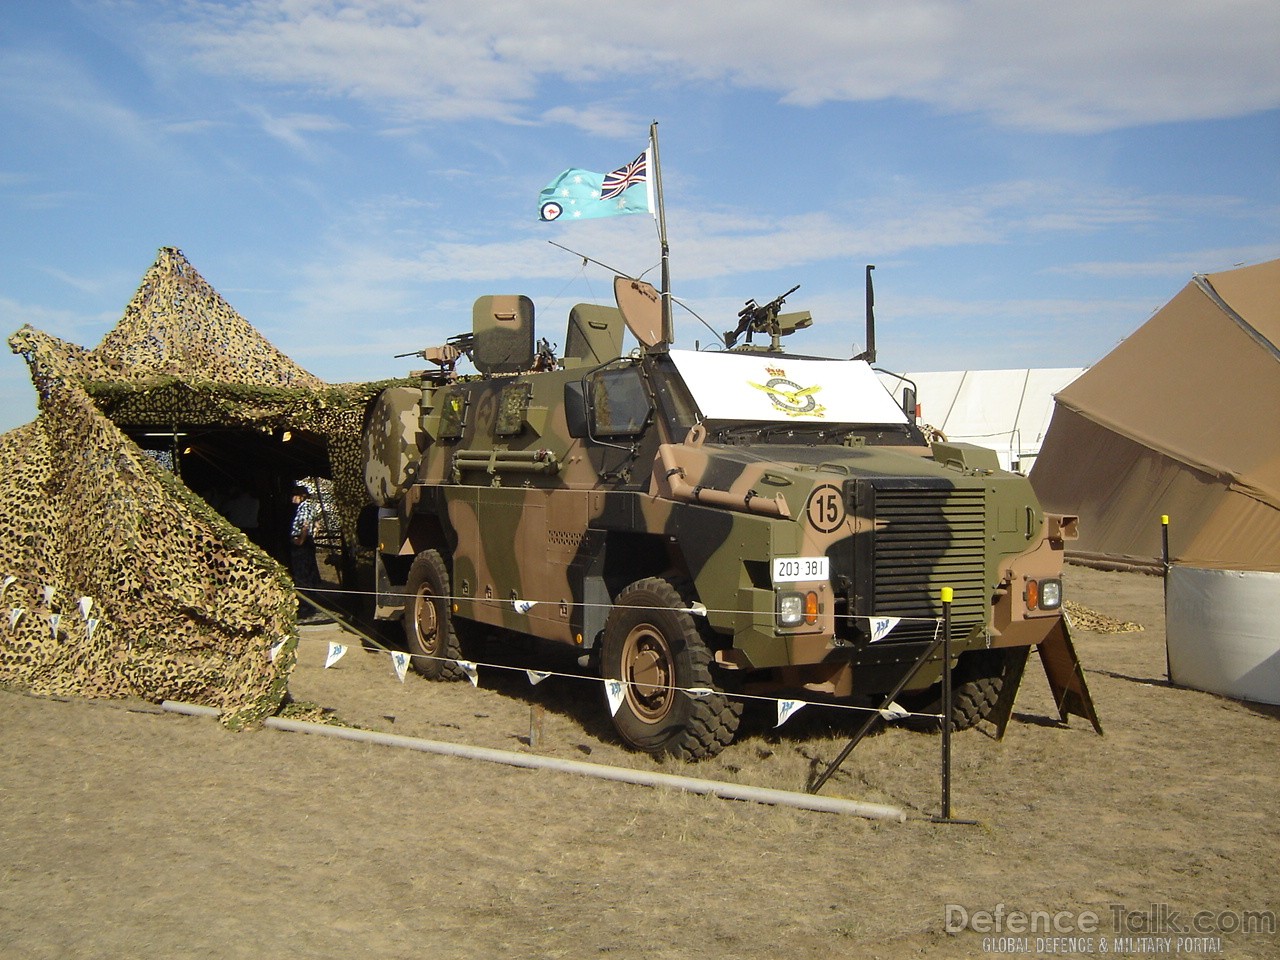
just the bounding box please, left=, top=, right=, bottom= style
left=723, top=284, right=811, bottom=351
left=395, top=332, right=476, bottom=383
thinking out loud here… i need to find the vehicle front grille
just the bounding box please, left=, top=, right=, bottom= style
left=849, top=479, right=989, bottom=645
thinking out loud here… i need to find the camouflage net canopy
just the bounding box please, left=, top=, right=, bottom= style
left=2, top=247, right=394, bottom=724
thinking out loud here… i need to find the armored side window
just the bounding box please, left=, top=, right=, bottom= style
left=439, top=388, right=468, bottom=440
left=494, top=382, right=531, bottom=437
left=590, top=366, right=651, bottom=437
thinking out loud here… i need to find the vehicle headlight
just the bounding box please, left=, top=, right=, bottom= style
left=1025, top=577, right=1062, bottom=611
left=776, top=592, right=803, bottom=627
left=776, top=590, right=820, bottom=627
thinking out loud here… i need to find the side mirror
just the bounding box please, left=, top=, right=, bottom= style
left=902, top=386, right=917, bottom=422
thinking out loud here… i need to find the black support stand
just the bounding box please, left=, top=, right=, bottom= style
left=809, top=588, right=977, bottom=825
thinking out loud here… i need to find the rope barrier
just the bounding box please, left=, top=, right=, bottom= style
left=289, top=619, right=946, bottom=723
left=2, top=571, right=952, bottom=723
left=298, top=580, right=947, bottom=627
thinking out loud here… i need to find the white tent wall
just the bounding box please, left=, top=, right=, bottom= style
left=1167, top=564, right=1280, bottom=706
left=878, top=368, right=1085, bottom=472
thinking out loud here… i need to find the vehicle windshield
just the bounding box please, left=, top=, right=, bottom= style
left=665, top=350, right=908, bottom=428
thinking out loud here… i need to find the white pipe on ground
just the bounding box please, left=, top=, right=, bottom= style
left=160, top=700, right=906, bottom=821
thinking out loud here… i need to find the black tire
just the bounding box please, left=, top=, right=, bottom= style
left=905, top=647, right=1014, bottom=730
left=601, top=577, right=742, bottom=760
left=404, top=549, right=464, bottom=681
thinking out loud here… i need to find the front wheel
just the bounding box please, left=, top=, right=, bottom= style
left=903, top=647, right=1019, bottom=730
left=404, top=549, right=464, bottom=681
left=600, top=578, right=742, bottom=760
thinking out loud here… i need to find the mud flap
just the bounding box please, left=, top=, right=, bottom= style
left=985, top=646, right=1030, bottom=740
left=1036, top=618, right=1104, bottom=735
left=986, top=619, right=1103, bottom=738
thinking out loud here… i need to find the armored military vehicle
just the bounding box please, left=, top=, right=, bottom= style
left=362, top=274, right=1076, bottom=759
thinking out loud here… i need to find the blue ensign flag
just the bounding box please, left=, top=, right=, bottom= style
left=538, top=149, right=653, bottom=222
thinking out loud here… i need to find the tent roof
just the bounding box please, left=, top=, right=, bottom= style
left=1032, top=258, right=1280, bottom=570
left=90, top=247, right=324, bottom=390
left=1051, top=259, right=1280, bottom=513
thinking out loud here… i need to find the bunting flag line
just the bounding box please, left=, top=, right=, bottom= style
left=85, top=619, right=98, bottom=642
left=1, top=575, right=15, bottom=599
left=538, top=146, right=654, bottom=222
left=512, top=599, right=536, bottom=615
left=78, top=596, right=93, bottom=620
left=269, top=637, right=287, bottom=662
left=392, top=651, right=410, bottom=683
left=869, top=616, right=901, bottom=643
left=776, top=698, right=806, bottom=728
left=457, top=659, right=480, bottom=688
left=41, top=585, right=55, bottom=607
left=243, top=631, right=949, bottom=725
left=48, top=613, right=61, bottom=638
left=10, top=607, right=25, bottom=628
left=878, top=700, right=910, bottom=721
left=605, top=679, right=626, bottom=717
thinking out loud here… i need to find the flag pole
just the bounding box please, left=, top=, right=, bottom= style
left=650, top=120, right=672, bottom=345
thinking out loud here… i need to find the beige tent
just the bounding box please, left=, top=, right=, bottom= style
left=1030, top=258, right=1280, bottom=572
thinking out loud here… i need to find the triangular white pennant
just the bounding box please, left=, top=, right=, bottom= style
left=457, top=659, right=480, bottom=687
left=512, top=599, right=535, bottom=614
left=605, top=679, right=626, bottom=717
left=392, top=651, right=410, bottom=683
left=684, top=686, right=714, bottom=698
left=1, top=575, right=15, bottom=598
left=324, top=642, right=348, bottom=669
left=269, top=638, right=287, bottom=662
left=78, top=596, right=94, bottom=620
left=685, top=602, right=708, bottom=617
left=526, top=670, right=552, bottom=686
left=9, top=607, right=25, bottom=628
left=776, top=698, right=805, bottom=728
left=869, top=616, right=900, bottom=643
left=878, top=700, right=910, bottom=721
left=41, top=585, right=55, bottom=607
left=48, top=613, right=61, bottom=638
left=85, top=618, right=99, bottom=642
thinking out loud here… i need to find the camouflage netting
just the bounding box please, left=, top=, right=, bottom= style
left=1, top=247, right=396, bottom=724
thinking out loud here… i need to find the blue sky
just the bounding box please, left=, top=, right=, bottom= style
left=2, top=0, right=1278, bottom=433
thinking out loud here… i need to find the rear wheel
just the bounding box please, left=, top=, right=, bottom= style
left=601, top=578, right=742, bottom=760
left=404, top=549, right=464, bottom=681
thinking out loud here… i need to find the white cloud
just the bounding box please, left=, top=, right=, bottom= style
left=163, top=0, right=1280, bottom=133
left=249, top=107, right=349, bottom=155
left=1048, top=245, right=1280, bottom=280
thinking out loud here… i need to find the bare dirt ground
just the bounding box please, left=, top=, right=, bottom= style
left=3, top=565, right=1277, bottom=960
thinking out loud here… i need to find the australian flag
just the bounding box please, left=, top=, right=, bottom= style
left=538, top=144, right=654, bottom=221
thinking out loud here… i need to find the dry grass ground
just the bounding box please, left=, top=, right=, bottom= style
left=3, top=565, right=1277, bottom=959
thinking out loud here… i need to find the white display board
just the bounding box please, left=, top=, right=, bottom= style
left=669, top=350, right=907, bottom=425
left=1167, top=564, right=1280, bottom=705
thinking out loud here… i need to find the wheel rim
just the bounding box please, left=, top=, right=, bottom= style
left=413, top=585, right=441, bottom=656
left=620, top=622, right=675, bottom=722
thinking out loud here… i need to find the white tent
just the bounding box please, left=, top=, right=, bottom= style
left=878, top=368, right=1085, bottom=472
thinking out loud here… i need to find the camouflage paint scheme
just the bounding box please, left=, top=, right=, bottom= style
left=363, top=294, right=1072, bottom=750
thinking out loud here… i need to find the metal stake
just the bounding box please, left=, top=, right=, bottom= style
left=931, top=586, right=977, bottom=825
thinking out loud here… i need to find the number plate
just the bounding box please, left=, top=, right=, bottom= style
left=772, top=556, right=829, bottom=583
